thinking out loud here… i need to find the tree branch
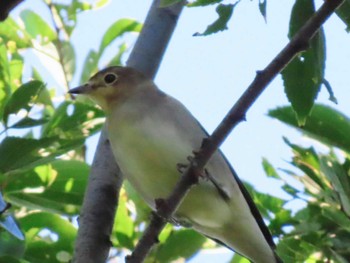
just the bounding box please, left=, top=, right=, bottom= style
left=0, top=0, right=24, bottom=21
left=73, top=0, right=185, bottom=262
left=126, top=0, right=345, bottom=262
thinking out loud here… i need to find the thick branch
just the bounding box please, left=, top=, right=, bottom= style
left=126, top=0, right=345, bottom=262
left=73, top=0, right=184, bottom=262
left=73, top=128, right=122, bottom=263
left=0, top=0, right=24, bottom=21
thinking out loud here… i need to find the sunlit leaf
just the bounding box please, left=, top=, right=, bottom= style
left=20, top=10, right=57, bottom=44
left=156, top=229, right=206, bottom=262
left=99, top=18, right=142, bottom=55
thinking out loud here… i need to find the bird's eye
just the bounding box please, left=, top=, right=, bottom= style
left=104, top=73, right=117, bottom=85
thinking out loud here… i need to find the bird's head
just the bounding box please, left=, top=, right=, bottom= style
left=69, top=66, right=150, bottom=111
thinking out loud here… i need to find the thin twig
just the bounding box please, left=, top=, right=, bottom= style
left=126, top=0, right=345, bottom=262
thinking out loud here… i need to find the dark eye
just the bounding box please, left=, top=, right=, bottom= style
left=104, top=73, right=117, bottom=84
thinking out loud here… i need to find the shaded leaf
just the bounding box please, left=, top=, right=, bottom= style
left=156, top=229, right=206, bottom=261
left=282, top=0, right=325, bottom=125
left=3, top=80, right=45, bottom=125
left=335, top=0, right=350, bottom=32
left=42, top=101, right=104, bottom=139
left=6, top=161, right=89, bottom=215
left=58, top=41, right=76, bottom=82
left=11, top=117, right=50, bottom=129
left=194, top=4, right=236, bottom=36
left=19, top=212, right=76, bottom=263
left=269, top=105, right=350, bottom=153
left=0, top=137, right=84, bottom=175
left=258, top=0, right=267, bottom=22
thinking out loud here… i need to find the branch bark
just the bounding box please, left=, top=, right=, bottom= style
left=0, top=0, right=24, bottom=21
left=126, top=0, right=345, bottom=262
left=73, top=0, right=185, bottom=262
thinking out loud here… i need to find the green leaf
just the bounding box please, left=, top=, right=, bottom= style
left=320, top=156, right=350, bottom=217
left=258, top=0, right=267, bottom=22
left=99, top=18, right=142, bottom=55
left=19, top=212, right=76, bottom=263
left=20, top=10, right=56, bottom=44
left=282, top=0, right=325, bottom=125
left=10, top=117, right=50, bottom=129
left=93, top=0, right=111, bottom=9
left=0, top=44, right=11, bottom=120
left=3, top=80, right=45, bottom=125
left=269, top=105, right=350, bottom=153
left=59, top=41, right=76, bottom=82
left=156, top=229, right=206, bottom=261
left=194, top=4, right=236, bottom=36
left=321, top=206, right=350, bottom=232
left=229, top=254, right=250, bottom=263
left=6, top=161, right=88, bottom=215
left=262, top=158, right=280, bottom=179
left=160, top=0, right=183, bottom=7
left=0, top=137, right=84, bottom=175
left=42, top=101, right=104, bottom=139
left=0, top=18, right=32, bottom=49
left=336, top=0, right=350, bottom=32
left=80, top=50, right=99, bottom=83
left=106, top=43, right=128, bottom=67
left=188, top=0, right=222, bottom=7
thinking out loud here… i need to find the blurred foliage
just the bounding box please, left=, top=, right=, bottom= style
left=0, top=0, right=349, bottom=263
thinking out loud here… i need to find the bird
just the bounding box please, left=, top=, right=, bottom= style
left=69, top=66, right=282, bottom=263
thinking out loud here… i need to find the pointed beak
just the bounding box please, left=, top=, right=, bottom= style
left=68, top=84, right=90, bottom=94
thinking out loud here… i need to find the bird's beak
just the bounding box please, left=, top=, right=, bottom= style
left=68, top=84, right=91, bottom=94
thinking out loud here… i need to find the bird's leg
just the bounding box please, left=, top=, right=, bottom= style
left=204, top=169, right=230, bottom=201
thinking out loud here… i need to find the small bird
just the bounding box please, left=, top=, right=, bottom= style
left=69, top=66, right=282, bottom=263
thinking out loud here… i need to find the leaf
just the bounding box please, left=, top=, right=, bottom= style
left=79, top=50, right=99, bottom=83
left=194, top=3, right=236, bottom=36
left=3, top=80, right=45, bottom=125
left=229, top=254, right=250, bottom=263
left=258, top=0, right=267, bottom=22
left=0, top=18, right=32, bottom=49
left=59, top=41, right=76, bottom=82
left=156, top=229, right=206, bottom=261
left=269, top=105, right=350, bottom=153
left=106, top=43, right=128, bottom=67
left=5, top=161, right=89, bottom=215
left=0, top=137, right=84, bottom=175
left=42, top=101, right=104, bottom=139
left=19, top=212, right=76, bottom=263
left=282, top=0, right=325, bottom=125
left=93, top=0, right=111, bottom=9
left=0, top=44, right=11, bottom=120
left=320, top=156, right=350, bottom=217
left=10, top=117, right=50, bottom=129
left=262, top=158, right=280, bottom=179
left=20, top=10, right=56, bottom=44
left=99, top=18, right=142, bottom=55
left=335, top=0, right=350, bottom=32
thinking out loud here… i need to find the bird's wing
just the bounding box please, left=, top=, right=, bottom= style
left=161, top=94, right=276, bottom=248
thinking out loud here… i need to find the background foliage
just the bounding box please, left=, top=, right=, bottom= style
left=0, top=0, right=349, bottom=262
